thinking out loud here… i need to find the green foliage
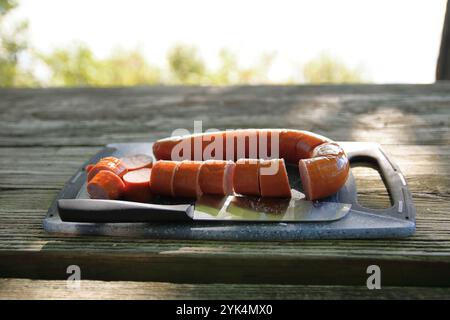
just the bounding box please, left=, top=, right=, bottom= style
left=0, top=0, right=17, bottom=15
left=95, top=49, right=161, bottom=86
left=0, top=0, right=37, bottom=87
left=39, top=44, right=98, bottom=86
left=167, top=45, right=206, bottom=84
left=303, top=52, right=366, bottom=84
left=208, top=49, right=274, bottom=85
left=40, top=44, right=161, bottom=86
left=40, top=44, right=275, bottom=87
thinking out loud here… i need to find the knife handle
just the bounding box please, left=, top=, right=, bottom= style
left=57, top=199, right=193, bottom=223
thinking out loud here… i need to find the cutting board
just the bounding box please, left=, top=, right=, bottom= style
left=43, top=142, right=415, bottom=240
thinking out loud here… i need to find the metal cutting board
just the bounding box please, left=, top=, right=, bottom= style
left=43, top=142, right=416, bottom=240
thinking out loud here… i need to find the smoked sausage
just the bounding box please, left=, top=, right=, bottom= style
left=152, top=129, right=349, bottom=200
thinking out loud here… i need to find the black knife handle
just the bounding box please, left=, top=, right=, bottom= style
left=57, top=199, right=193, bottom=223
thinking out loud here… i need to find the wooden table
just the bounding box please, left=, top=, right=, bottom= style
left=1, top=84, right=449, bottom=299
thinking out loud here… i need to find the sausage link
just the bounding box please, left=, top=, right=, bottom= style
left=152, top=129, right=349, bottom=200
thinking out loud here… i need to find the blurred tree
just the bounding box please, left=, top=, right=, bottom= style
left=303, top=52, right=366, bottom=83
left=167, top=44, right=207, bottom=84
left=209, top=49, right=274, bottom=85
left=209, top=48, right=239, bottom=85
left=41, top=44, right=161, bottom=86
left=40, top=43, right=98, bottom=86
left=95, top=49, right=161, bottom=86
left=236, top=52, right=274, bottom=84
left=0, top=0, right=37, bottom=86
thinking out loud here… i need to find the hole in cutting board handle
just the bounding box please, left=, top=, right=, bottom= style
left=350, top=156, right=393, bottom=209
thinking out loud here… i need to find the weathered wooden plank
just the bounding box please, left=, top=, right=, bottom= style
left=1, top=278, right=450, bottom=300
left=1, top=85, right=449, bottom=147
left=0, top=190, right=449, bottom=285
left=0, top=85, right=449, bottom=291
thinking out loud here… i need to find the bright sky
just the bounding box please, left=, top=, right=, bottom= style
left=14, top=0, right=447, bottom=83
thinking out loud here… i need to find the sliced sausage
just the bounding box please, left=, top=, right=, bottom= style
left=150, top=161, right=178, bottom=196
left=87, top=156, right=128, bottom=181
left=121, top=154, right=153, bottom=171
left=122, top=168, right=152, bottom=202
left=172, top=161, right=203, bottom=198
left=259, top=159, right=291, bottom=198
left=233, top=159, right=260, bottom=196
left=198, top=160, right=235, bottom=195
left=87, top=170, right=125, bottom=200
left=152, top=129, right=348, bottom=200
left=85, top=164, right=95, bottom=173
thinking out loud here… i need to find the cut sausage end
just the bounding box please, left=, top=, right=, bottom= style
left=87, top=183, right=109, bottom=199
left=198, top=160, right=235, bottom=196
left=87, top=170, right=125, bottom=200
left=123, top=168, right=153, bottom=202
left=87, top=157, right=128, bottom=181
left=299, top=159, right=313, bottom=200
left=121, top=154, right=153, bottom=171
left=123, top=168, right=152, bottom=184
left=223, top=162, right=236, bottom=195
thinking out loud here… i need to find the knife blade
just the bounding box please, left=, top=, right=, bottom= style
left=57, top=195, right=351, bottom=223
left=193, top=195, right=351, bottom=222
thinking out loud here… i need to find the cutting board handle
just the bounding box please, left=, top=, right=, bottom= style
left=343, top=143, right=415, bottom=221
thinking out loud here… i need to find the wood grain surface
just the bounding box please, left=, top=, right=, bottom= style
left=0, top=84, right=449, bottom=298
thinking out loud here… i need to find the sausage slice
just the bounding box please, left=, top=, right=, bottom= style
left=121, top=154, right=153, bottom=171
left=150, top=160, right=178, bottom=196
left=233, top=159, right=260, bottom=196
left=198, top=160, right=235, bottom=195
left=123, top=168, right=152, bottom=202
left=259, top=159, right=291, bottom=198
left=87, top=170, right=125, bottom=200
left=172, top=161, right=203, bottom=198
left=88, top=157, right=128, bottom=181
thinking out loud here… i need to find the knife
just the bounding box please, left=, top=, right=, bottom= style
left=57, top=195, right=351, bottom=223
